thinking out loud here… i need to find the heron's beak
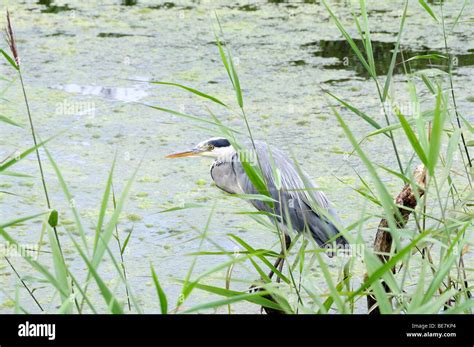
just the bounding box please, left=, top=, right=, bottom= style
left=165, top=149, right=202, bottom=158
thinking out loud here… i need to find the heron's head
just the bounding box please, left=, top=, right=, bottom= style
left=166, top=137, right=234, bottom=160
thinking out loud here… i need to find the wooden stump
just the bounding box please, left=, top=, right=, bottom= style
left=367, top=165, right=427, bottom=314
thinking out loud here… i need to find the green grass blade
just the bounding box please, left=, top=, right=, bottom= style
left=422, top=225, right=467, bottom=304
left=325, top=91, right=385, bottom=135
left=94, top=155, right=116, bottom=253
left=68, top=233, right=123, bottom=314
left=148, top=105, right=238, bottom=134
left=428, top=86, right=446, bottom=175
left=150, top=81, right=227, bottom=107
left=0, top=114, right=22, bottom=127
left=0, top=170, right=34, bottom=178
left=451, top=0, right=468, bottom=31
left=366, top=122, right=404, bottom=138
left=420, top=74, right=436, bottom=95
left=151, top=265, right=168, bottom=314
left=317, top=273, right=352, bottom=314
left=315, top=251, right=346, bottom=313
left=418, top=0, right=439, bottom=22
left=407, top=257, right=428, bottom=311
left=229, top=234, right=289, bottom=284
left=348, top=231, right=430, bottom=302
left=228, top=52, right=243, bottom=108
left=382, top=0, right=408, bottom=101
left=323, top=0, right=373, bottom=78
left=370, top=280, right=393, bottom=313
left=413, top=289, right=456, bottom=314
left=0, top=48, right=19, bottom=70
left=404, top=54, right=447, bottom=63
left=439, top=128, right=461, bottom=188
left=360, top=0, right=376, bottom=77
left=0, top=132, right=61, bottom=172
left=47, top=226, right=72, bottom=312
left=0, top=227, right=69, bottom=299
left=92, top=158, right=142, bottom=269
left=397, top=112, right=429, bottom=166
left=182, top=284, right=285, bottom=313
left=158, top=203, right=204, bottom=213
left=178, top=205, right=216, bottom=306
left=215, top=35, right=234, bottom=89
left=121, top=230, right=132, bottom=256
left=332, top=106, right=401, bottom=234
left=0, top=211, right=48, bottom=229
left=44, top=148, right=88, bottom=252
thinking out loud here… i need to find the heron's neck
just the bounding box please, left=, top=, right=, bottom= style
left=213, top=145, right=236, bottom=163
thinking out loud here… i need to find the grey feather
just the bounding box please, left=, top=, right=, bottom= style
left=210, top=141, right=348, bottom=248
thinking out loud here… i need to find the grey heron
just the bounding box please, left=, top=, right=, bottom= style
left=166, top=137, right=348, bottom=281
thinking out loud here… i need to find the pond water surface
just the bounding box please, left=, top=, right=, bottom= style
left=1, top=0, right=473, bottom=313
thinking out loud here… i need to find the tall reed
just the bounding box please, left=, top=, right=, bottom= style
left=0, top=1, right=472, bottom=315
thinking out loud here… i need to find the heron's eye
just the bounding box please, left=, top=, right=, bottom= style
left=208, top=144, right=215, bottom=150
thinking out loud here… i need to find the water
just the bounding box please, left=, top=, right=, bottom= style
left=303, top=39, right=474, bottom=77
left=0, top=0, right=473, bottom=313
left=53, top=83, right=149, bottom=102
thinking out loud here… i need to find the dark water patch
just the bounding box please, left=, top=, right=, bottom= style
left=207, top=41, right=227, bottom=46
left=372, top=30, right=396, bottom=35
left=97, top=33, right=153, bottom=38
left=289, top=60, right=307, bottom=66
left=368, top=9, right=391, bottom=14
left=323, top=78, right=355, bottom=84
left=45, top=31, right=75, bottom=37
left=302, top=39, right=474, bottom=77
left=238, top=4, right=259, bottom=11
left=40, top=5, right=73, bottom=13
left=97, top=33, right=133, bottom=38
left=121, top=0, right=138, bottom=6
left=148, top=2, right=176, bottom=10
left=266, top=0, right=298, bottom=8
left=37, top=0, right=74, bottom=13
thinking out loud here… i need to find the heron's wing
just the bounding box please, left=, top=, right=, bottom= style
left=232, top=141, right=347, bottom=247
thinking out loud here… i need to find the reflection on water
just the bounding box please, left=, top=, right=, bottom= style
left=121, top=0, right=138, bottom=6
left=302, top=39, right=474, bottom=77
left=37, top=0, right=74, bottom=13
left=238, top=4, right=259, bottom=11
left=45, top=31, right=75, bottom=37
left=53, top=84, right=148, bottom=102
left=1, top=0, right=469, bottom=315
left=97, top=33, right=134, bottom=38
left=148, top=2, right=176, bottom=10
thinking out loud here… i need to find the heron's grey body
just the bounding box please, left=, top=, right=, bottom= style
left=210, top=141, right=347, bottom=247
